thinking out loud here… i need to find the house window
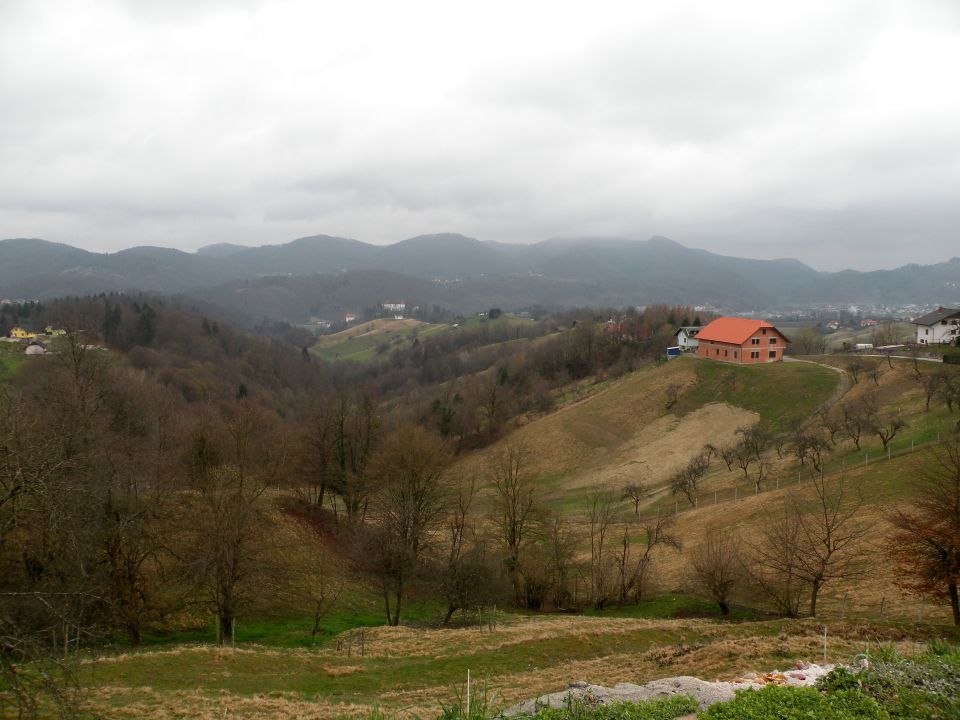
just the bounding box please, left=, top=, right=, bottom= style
left=925, top=329, right=929, bottom=335
left=716, top=349, right=720, bottom=356
left=762, top=328, right=767, bottom=334
left=751, top=351, right=759, bottom=359
left=769, top=350, right=777, bottom=358
left=734, top=351, right=738, bottom=358
left=724, top=349, right=728, bottom=357
left=751, top=338, right=760, bottom=345
left=769, top=337, right=777, bottom=344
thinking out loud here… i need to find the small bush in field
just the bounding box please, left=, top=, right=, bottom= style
left=700, top=684, right=888, bottom=720
left=510, top=696, right=698, bottom=720
left=817, top=642, right=960, bottom=720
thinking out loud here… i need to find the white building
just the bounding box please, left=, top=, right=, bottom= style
left=675, top=326, right=702, bottom=351
left=382, top=301, right=406, bottom=313
left=914, top=307, right=960, bottom=345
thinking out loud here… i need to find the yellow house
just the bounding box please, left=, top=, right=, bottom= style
left=9, top=327, right=36, bottom=340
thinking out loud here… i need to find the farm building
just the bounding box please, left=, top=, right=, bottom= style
left=9, top=327, right=36, bottom=340
left=695, top=317, right=789, bottom=364
left=674, top=326, right=702, bottom=351
left=913, top=307, right=960, bottom=345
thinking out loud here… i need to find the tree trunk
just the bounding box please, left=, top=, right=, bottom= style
left=443, top=605, right=456, bottom=625
left=950, top=582, right=960, bottom=626
left=127, top=624, right=142, bottom=645
left=719, top=600, right=730, bottom=617
left=809, top=583, right=820, bottom=618
left=391, top=566, right=404, bottom=626
left=219, top=611, right=233, bottom=646
left=382, top=588, right=392, bottom=627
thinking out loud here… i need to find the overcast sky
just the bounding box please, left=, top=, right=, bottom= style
left=2, top=0, right=959, bottom=270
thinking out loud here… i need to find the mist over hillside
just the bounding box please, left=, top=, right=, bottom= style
left=2, top=234, right=958, bottom=320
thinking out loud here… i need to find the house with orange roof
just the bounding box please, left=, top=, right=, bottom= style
left=695, top=317, right=789, bottom=364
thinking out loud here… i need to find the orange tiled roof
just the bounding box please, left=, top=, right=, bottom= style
left=696, top=317, right=785, bottom=345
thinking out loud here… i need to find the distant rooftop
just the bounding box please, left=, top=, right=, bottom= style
left=914, top=307, right=960, bottom=325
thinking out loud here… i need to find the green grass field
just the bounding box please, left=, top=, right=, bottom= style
left=674, top=359, right=841, bottom=432
left=310, top=319, right=447, bottom=363
left=310, top=315, right=537, bottom=363
left=0, top=344, right=26, bottom=384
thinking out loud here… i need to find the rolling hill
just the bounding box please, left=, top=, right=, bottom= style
left=3, top=234, right=959, bottom=318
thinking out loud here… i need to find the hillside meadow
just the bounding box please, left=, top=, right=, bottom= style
left=58, top=353, right=960, bottom=719
left=4, top=299, right=960, bottom=720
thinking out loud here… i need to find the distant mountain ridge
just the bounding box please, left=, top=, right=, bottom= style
left=1, top=234, right=958, bottom=317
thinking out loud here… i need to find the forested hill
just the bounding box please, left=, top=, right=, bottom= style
left=2, top=234, right=959, bottom=315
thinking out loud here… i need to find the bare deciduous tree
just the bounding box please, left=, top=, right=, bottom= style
left=887, top=439, right=960, bottom=625
left=917, top=371, right=943, bottom=412
left=587, top=491, right=618, bottom=609
left=750, top=475, right=868, bottom=618
left=748, top=505, right=806, bottom=618
left=671, top=451, right=710, bottom=507
left=844, top=357, right=871, bottom=385
left=737, top=426, right=769, bottom=462
left=689, top=527, right=743, bottom=617
left=618, top=513, right=681, bottom=603
left=440, top=475, right=495, bottom=623
left=543, top=515, right=579, bottom=609
left=874, top=412, right=906, bottom=450
left=621, top=482, right=649, bottom=518
left=792, top=474, right=869, bottom=617
left=369, top=426, right=451, bottom=626
left=490, top=443, right=539, bottom=606
left=840, top=396, right=877, bottom=450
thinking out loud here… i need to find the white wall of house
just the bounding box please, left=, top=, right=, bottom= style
left=916, top=317, right=960, bottom=344
left=676, top=329, right=700, bottom=350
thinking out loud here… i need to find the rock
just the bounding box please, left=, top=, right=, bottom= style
left=504, top=676, right=737, bottom=715
left=503, top=664, right=840, bottom=716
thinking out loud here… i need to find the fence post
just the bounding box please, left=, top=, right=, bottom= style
left=911, top=439, right=914, bottom=452
left=467, top=668, right=471, bottom=717
left=865, top=453, right=868, bottom=467
left=888, top=446, right=891, bottom=460
left=714, top=491, right=717, bottom=504
left=734, top=486, right=738, bottom=501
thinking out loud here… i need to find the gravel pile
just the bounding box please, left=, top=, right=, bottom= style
left=504, top=663, right=836, bottom=715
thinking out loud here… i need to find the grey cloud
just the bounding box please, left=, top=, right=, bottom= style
left=1, top=0, right=959, bottom=269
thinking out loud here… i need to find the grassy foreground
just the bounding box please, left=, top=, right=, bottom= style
left=72, top=613, right=960, bottom=720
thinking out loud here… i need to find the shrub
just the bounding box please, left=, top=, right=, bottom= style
left=817, top=643, right=960, bottom=720
left=513, top=696, right=699, bottom=720
left=700, top=685, right=888, bottom=720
